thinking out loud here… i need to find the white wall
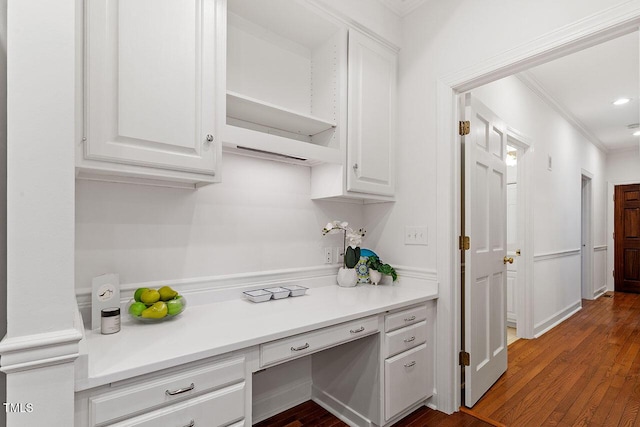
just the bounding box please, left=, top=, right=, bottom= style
left=1, top=0, right=78, bottom=425
left=395, top=0, right=627, bottom=412
left=76, top=153, right=366, bottom=289
left=605, top=148, right=640, bottom=290
left=0, top=0, right=7, bottom=422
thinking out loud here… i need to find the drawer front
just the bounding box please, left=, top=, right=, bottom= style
left=260, top=316, right=379, bottom=367
left=385, top=304, right=427, bottom=332
left=384, top=320, right=427, bottom=358
left=92, top=357, right=245, bottom=426
left=106, top=382, right=245, bottom=427
left=384, top=343, right=429, bottom=421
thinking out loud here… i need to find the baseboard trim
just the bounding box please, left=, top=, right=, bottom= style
left=593, top=286, right=606, bottom=299
left=252, top=380, right=312, bottom=423
left=312, top=385, right=374, bottom=427
left=534, top=301, right=582, bottom=337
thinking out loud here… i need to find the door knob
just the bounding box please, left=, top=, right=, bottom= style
left=503, top=256, right=514, bottom=264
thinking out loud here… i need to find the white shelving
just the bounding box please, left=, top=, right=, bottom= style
left=225, top=0, right=346, bottom=163
left=227, top=91, right=336, bottom=137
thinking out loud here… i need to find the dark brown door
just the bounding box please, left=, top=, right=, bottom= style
left=615, top=184, right=640, bottom=293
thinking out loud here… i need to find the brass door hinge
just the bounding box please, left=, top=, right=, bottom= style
left=459, top=121, right=470, bottom=136
left=459, top=235, right=470, bottom=250
left=459, top=351, right=470, bottom=366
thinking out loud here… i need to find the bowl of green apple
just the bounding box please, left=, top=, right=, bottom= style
left=127, top=286, right=187, bottom=323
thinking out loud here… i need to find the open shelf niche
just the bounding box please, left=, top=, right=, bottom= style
left=224, top=0, right=347, bottom=164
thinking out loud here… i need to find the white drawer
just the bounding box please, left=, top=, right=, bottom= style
left=106, top=382, right=245, bottom=427
left=384, top=343, right=429, bottom=421
left=385, top=304, right=427, bottom=332
left=384, top=320, right=427, bottom=358
left=260, top=316, right=379, bottom=367
left=91, top=357, right=245, bottom=426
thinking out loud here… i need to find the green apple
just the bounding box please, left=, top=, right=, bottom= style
left=166, top=297, right=184, bottom=316
left=133, top=287, right=149, bottom=302
left=128, top=301, right=146, bottom=317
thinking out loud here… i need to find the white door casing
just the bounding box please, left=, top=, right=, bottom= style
left=85, top=0, right=220, bottom=174
left=463, top=94, right=508, bottom=407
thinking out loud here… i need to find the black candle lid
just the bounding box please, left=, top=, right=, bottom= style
left=101, top=307, right=120, bottom=317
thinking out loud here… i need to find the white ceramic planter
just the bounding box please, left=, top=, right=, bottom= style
left=337, top=267, right=358, bottom=287
left=369, top=269, right=382, bottom=285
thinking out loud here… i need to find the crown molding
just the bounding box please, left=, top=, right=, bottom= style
left=517, top=71, right=609, bottom=154
left=379, top=0, right=427, bottom=17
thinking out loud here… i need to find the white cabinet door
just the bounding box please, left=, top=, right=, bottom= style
left=346, top=30, right=397, bottom=196
left=85, top=0, right=221, bottom=176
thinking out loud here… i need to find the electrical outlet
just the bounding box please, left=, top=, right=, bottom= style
left=324, top=247, right=333, bottom=264
left=335, top=247, right=343, bottom=264
left=405, top=226, right=428, bottom=245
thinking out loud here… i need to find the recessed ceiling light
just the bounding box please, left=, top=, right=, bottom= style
left=633, top=130, right=640, bottom=136
left=613, top=98, right=631, bottom=106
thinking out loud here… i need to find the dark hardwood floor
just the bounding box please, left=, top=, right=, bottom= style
left=254, top=400, right=494, bottom=426
left=473, top=291, right=640, bottom=426
left=256, top=292, right=640, bottom=426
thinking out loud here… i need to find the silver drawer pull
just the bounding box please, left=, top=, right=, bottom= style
left=291, top=343, right=310, bottom=352
left=404, top=361, right=416, bottom=368
left=182, top=421, right=195, bottom=427
left=165, top=383, right=195, bottom=396
left=350, top=326, right=365, bottom=334
left=404, top=315, right=416, bottom=322
left=404, top=336, right=416, bottom=343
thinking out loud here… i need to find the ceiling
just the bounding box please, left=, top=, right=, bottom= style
left=519, top=31, right=639, bottom=152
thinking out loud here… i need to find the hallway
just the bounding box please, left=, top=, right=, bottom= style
left=473, top=292, right=640, bottom=426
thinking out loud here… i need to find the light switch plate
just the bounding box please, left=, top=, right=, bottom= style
left=405, top=226, right=428, bottom=245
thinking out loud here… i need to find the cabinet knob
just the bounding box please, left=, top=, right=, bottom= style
left=353, top=163, right=358, bottom=171
left=205, top=134, right=214, bottom=143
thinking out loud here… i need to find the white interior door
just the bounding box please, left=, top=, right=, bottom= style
left=463, top=93, right=508, bottom=407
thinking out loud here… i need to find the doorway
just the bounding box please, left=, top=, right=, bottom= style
left=614, top=183, right=640, bottom=293
left=436, top=6, right=640, bottom=413
left=581, top=173, right=593, bottom=299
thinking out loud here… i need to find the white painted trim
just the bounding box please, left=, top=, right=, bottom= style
left=517, top=72, right=608, bottom=153
left=437, top=1, right=640, bottom=413
left=252, top=380, right=312, bottom=423
left=394, top=265, right=438, bottom=281
left=534, top=301, right=582, bottom=337
left=379, top=0, right=426, bottom=18
left=312, top=386, right=374, bottom=426
left=0, top=328, right=83, bottom=374
left=594, top=245, right=607, bottom=252
left=593, top=286, right=607, bottom=299
left=307, top=0, right=400, bottom=52
left=533, top=248, right=581, bottom=262
left=506, top=128, right=535, bottom=339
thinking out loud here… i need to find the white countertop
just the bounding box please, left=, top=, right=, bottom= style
left=75, top=282, right=437, bottom=391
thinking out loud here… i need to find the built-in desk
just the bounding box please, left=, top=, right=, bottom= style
left=74, top=282, right=438, bottom=426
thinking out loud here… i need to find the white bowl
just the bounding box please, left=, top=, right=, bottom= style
left=243, top=289, right=272, bottom=303
left=264, top=287, right=291, bottom=299
left=282, top=285, right=308, bottom=297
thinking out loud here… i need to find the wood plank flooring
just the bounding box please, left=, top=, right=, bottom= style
left=254, top=400, right=494, bottom=426
left=256, top=292, right=640, bottom=426
left=473, top=291, right=640, bottom=426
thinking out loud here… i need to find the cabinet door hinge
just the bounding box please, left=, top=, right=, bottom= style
left=459, top=351, right=470, bottom=366
left=459, top=235, right=470, bottom=251
left=613, top=270, right=615, bottom=278
left=459, top=121, right=470, bottom=136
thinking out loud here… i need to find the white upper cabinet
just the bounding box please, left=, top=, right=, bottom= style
left=224, top=0, right=346, bottom=164
left=310, top=29, right=398, bottom=202
left=80, top=0, right=224, bottom=187
left=346, top=30, right=397, bottom=197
